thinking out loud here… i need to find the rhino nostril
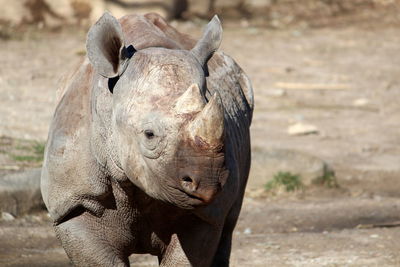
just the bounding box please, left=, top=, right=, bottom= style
left=181, top=176, right=193, bottom=183
left=181, top=176, right=198, bottom=192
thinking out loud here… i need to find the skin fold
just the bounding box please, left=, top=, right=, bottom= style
left=41, top=12, right=254, bottom=267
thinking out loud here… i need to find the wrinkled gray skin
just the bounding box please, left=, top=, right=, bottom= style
left=41, top=12, right=253, bottom=267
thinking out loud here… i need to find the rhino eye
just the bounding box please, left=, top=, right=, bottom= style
left=144, top=129, right=155, bottom=139
left=140, top=118, right=166, bottom=159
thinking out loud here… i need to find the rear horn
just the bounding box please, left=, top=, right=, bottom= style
left=187, top=92, right=224, bottom=149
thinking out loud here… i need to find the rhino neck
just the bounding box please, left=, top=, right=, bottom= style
left=90, top=74, right=127, bottom=181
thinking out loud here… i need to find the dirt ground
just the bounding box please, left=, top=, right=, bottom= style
left=1, top=13, right=400, bottom=266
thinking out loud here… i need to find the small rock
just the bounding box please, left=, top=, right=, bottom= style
left=240, top=19, right=249, bottom=28
left=287, top=122, right=319, bottom=136
left=243, top=228, right=252, bottom=235
left=285, top=67, right=294, bottom=73
left=266, top=89, right=286, bottom=97
left=370, top=234, right=379, bottom=239
left=1, top=211, right=15, bottom=221
left=353, top=98, right=369, bottom=107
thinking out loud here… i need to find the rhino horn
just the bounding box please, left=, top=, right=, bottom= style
left=187, top=92, right=224, bottom=149
left=175, top=84, right=205, bottom=114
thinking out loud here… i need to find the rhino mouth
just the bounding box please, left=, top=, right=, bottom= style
left=163, top=183, right=219, bottom=209
left=177, top=188, right=209, bottom=205
left=174, top=184, right=220, bottom=207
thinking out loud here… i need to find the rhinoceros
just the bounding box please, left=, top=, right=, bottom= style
left=40, top=12, right=253, bottom=266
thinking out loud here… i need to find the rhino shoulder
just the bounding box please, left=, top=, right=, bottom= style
left=41, top=61, right=110, bottom=223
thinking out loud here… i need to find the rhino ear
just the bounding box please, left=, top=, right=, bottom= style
left=191, top=15, right=222, bottom=73
left=86, top=12, right=134, bottom=78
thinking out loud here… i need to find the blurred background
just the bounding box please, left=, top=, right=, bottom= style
left=1, top=0, right=400, bottom=28
left=1, top=0, right=400, bottom=266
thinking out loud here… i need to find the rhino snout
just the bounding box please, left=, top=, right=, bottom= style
left=179, top=175, right=221, bottom=205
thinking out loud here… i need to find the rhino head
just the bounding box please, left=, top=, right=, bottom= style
left=86, top=13, right=228, bottom=209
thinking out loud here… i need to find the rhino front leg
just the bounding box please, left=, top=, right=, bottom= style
left=210, top=223, right=233, bottom=267
left=159, top=221, right=223, bottom=267
left=55, top=211, right=130, bottom=267
left=159, top=234, right=192, bottom=267
left=211, top=186, right=247, bottom=267
left=210, top=205, right=241, bottom=267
